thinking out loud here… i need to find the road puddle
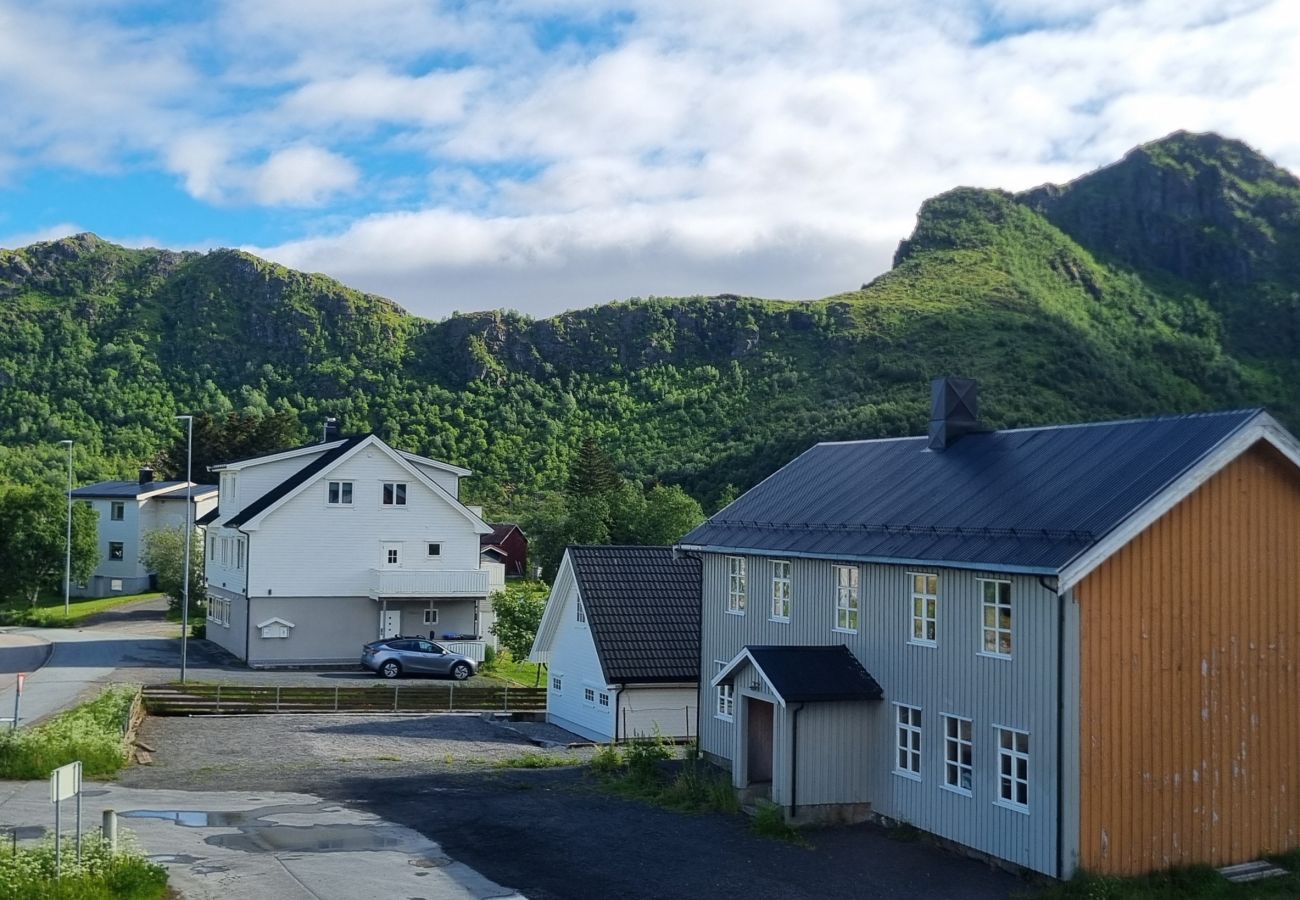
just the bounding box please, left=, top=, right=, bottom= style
left=121, top=805, right=421, bottom=855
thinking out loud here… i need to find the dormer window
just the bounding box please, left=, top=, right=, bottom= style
left=328, top=481, right=353, bottom=505
left=382, top=482, right=407, bottom=506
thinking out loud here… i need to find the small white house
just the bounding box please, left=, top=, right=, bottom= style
left=201, top=433, right=498, bottom=667
left=529, top=546, right=700, bottom=743
left=71, top=469, right=217, bottom=597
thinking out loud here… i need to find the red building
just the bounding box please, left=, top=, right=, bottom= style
left=481, top=523, right=529, bottom=578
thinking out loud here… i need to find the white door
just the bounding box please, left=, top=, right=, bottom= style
left=381, top=609, right=401, bottom=638
left=381, top=542, right=402, bottom=568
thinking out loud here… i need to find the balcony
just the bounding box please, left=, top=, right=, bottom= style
left=368, top=567, right=490, bottom=599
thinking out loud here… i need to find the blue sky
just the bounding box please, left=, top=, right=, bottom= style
left=1, top=0, right=1297, bottom=318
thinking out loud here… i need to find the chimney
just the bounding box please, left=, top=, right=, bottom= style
left=928, top=377, right=980, bottom=450
left=138, top=467, right=155, bottom=485
left=323, top=417, right=340, bottom=443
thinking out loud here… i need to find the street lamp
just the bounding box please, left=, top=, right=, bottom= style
left=58, top=440, right=73, bottom=617
left=175, top=415, right=194, bottom=683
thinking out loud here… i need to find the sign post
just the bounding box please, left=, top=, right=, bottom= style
left=10, top=673, right=23, bottom=731
left=49, top=761, right=82, bottom=877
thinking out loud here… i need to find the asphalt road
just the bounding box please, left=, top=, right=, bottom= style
left=0, top=634, right=49, bottom=676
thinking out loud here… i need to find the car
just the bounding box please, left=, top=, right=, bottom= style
left=361, top=638, right=478, bottom=681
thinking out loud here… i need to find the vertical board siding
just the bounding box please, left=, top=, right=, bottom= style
left=544, top=578, right=615, bottom=741
left=699, top=552, right=1064, bottom=874
left=1078, top=443, right=1300, bottom=874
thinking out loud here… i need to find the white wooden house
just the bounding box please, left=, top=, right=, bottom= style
left=529, top=546, right=700, bottom=743
left=201, top=434, right=498, bottom=667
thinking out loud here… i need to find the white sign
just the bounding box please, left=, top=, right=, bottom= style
left=50, top=761, right=82, bottom=803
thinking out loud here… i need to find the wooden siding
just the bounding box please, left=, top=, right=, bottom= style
left=1077, top=442, right=1300, bottom=874
left=699, top=552, right=1068, bottom=875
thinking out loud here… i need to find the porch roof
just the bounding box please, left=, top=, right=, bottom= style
left=713, top=645, right=883, bottom=706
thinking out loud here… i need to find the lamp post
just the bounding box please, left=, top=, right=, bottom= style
left=58, top=440, right=73, bottom=617
left=176, top=415, right=194, bottom=683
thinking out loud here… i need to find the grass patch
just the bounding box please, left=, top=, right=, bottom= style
left=479, top=650, right=545, bottom=686
left=0, top=831, right=167, bottom=900
left=591, top=737, right=739, bottom=815
left=0, top=686, right=137, bottom=780
left=493, top=752, right=580, bottom=769
left=751, top=800, right=806, bottom=845
left=1041, top=858, right=1300, bottom=899
left=0, top=592, right=163, bottom=628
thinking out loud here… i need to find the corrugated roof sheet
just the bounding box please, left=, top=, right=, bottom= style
left=742, top=645, right=883, bottom=703
left=568, top=545, right=701, bottom=685
left=682, top=409, right=1262, bottom=572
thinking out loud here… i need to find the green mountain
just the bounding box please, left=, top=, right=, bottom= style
left=2, top=131, right=1298, bottom=511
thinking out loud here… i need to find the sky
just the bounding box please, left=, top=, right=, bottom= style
left=1, top=0, right=1297, bottom=320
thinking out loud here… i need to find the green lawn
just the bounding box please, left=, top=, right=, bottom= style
left=0, top=685, right=138, bottom=780
left=0, top=592, right=164, bottom=628
left=480, top=650, right=546, bottom=686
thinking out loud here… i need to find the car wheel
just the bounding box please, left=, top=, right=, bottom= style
left=451, top=662, right=472, bottom=681
left=380, top=661, right=401, bottom=679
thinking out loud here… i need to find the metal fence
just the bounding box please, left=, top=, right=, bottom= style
left=142, top=683, right=546, bottom=716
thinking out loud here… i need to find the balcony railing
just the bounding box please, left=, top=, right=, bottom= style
left=368, top=567, right=490, bottom=599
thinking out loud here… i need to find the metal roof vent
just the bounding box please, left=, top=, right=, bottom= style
left=928, top=377, right=979, bottom=450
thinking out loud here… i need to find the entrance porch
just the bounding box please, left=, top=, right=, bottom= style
left=374, top=597, right=488, bottom=660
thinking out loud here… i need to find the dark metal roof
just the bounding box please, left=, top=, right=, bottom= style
left=741, top=645, right=883, bottom=703
left=151, top=484, right=218, bottom=500
left=222, top=435, right=367, bottom=527
left=567, top=545, right=701, bottom=685
left=681, top=409, right=1263, bottom=572
left=196, top=506, right=220, bottom=526
left=71, top=480, right=191, bottom=498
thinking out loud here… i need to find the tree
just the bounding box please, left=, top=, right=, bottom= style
left=634, top=484, right=706, bottom=544
left=156, top=410, right=304, bottom=484
left=0, top=484, right=99, bottom=605
left=140, top=526, right=206, bottom=616
left=489, top=581, right=549, bottom=664
left=566, top=435, right=621, bottom=497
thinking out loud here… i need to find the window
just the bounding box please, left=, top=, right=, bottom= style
left=382, top=482, right=407, bottom=506
left=943, top=715, right=974, bottom=795
left=551, top=675, right=563, bottom=693
left=895, top=704, right=922, bottom=778
left=109, top=541, right=124, bottom=561
left=236, top=541, right=244, bottom=571
left=909, top=573, right=938, bottom=645
left=980, top=579, right=1013, bottom=657
left=584, top=687, right=596, bottom=704
left=576, top=595, right=587, bottom=624
left=726, top=556, right=747, bottom=613
left=110, top=501, right=124, bottom=521
left=834, top=565, right=859, bottom=632
left=426, top=543, right=441, bottom=557
left=598, top=692, right=610, bottom=708
left=386, top=548, right=399, bottom=565
left=327, top=481, right=353, bottom=505
left=209, top=535, right=216, bottom=558
left=996, top=727, right=1030, bottom=812
left=110, top=579, right=123, bottom=592
left=423, top=609, right=439, bottom=625
left=714, top=661, right=735, bottom=719
left=207, top=598, right=231, bottom=627
left=770, top=560, right=791, bottom=621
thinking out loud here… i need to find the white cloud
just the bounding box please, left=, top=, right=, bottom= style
left=250, top=146, right=360, bottom=207
left=0, top=222, right=86, bottom=249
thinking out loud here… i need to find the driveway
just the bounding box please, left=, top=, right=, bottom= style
left=0, top=782, right=522, bottom=900
left=122, top=715, right=1028, bottom=900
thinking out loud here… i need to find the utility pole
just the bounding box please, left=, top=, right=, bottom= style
left=59, top=440, right=73, bottom=617
left=176, top=415, right=194, bottom=683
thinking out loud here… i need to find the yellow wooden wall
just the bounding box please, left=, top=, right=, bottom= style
left=1077, top=441, right=1300, bottom=874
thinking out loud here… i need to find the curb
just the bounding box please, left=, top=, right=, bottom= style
left=0, top=632, right=54, bottom=677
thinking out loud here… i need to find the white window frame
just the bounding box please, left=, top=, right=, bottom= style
left=908, top=572, right=938, bottom=647
left=386, top=547, right=399, bottom=566
left=770, top=559, right=791, bottom=622
left=221, top=598, right=231, bottom=628
left=942, top=714, right=974, bottom=796
left=236, top=540, right=245, bottom=571
left=327, top=480, right=353, bottom=505
left=576, top=594, right=587, bottom=625
left=894, top=703, right=922, bottom=780
left=834, top=564, right=859, bottom=633
left=714, top=660, right=734, bottom=720
left=551, top=674, right=563, bottom=694
left=583, top=686, right=596, bottom=705
left=110, top=501, right=125, bottom=521
left=726, top=556, right=747, bottom=614
left=381, top=482, right=407, bottom=506
left=426, top=542, right=441, bottom=557
left=979, top=578, right=1013, bottom=658
left=598, top=691, right=610, bottom=708
left=994, top=726, right=1030, bottom=813
left=423, top=608, right=439, bottom=625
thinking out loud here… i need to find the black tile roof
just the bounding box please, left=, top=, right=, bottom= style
left=71, top=480, right=191, bottom=498
left=682, top=409, right=1263, bottom=572
left=221, top=435, right=367, bottom=527
left=567, top=545, right=702, bottom=685
left=742, top=645, right=883, bottom=703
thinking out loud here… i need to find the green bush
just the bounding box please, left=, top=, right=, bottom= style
left=482, top=644, right=497, bottom=669
left=0, top=686, right=136, bottom=780
left=589, top=744, right=623, bottom=777
left=624, top=730, right=673, bottom=786
left=0, top=831, right=167, bottom=900
left=189, top=621, right=206, bottom=639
